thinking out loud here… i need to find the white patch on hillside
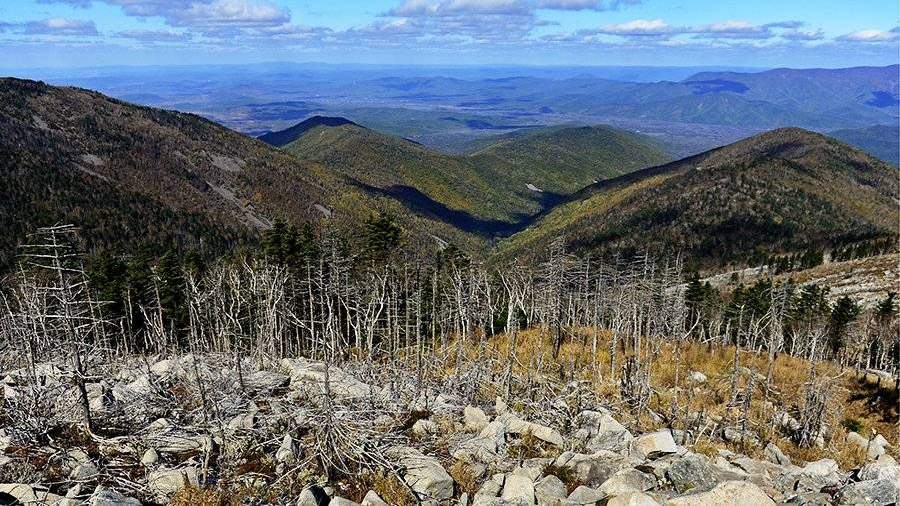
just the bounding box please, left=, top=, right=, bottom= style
left=80, top=154, right=104, bottom=167
left=207, top=181, right=269, bottom=229
left=313, top=204, right=333, bottom=219
left=32, top=114, right=49, bottom=130
left=210, top=154, right=246, bottom=173
left=526, top=183, right=543, bottom=192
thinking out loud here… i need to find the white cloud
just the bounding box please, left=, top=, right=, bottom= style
left=24, top=18, right=98, bottom=36
left=598, top=18, right=675, bottom=36
left=837, top=28, right=900, bottom=42
left=115, top=29, right=192, bottom=41
left=388, top=0, right=531, bottom=16
left=536, top=0, right=641, bottom=10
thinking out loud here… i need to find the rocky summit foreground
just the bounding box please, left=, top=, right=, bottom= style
left=1, top=352, right=897, bottom=505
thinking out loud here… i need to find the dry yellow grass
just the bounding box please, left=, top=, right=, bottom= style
left=432, top=327, right=897, bottom=467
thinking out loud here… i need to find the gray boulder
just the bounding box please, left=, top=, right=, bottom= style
left=665, top=453, right=717, bottom=494
left=535, top=474, right=568, bottom=502
left=393, top=447, right=454, bottom=504
left=665, top=480, right=775, bottom=505
left=835, top=479, right=898, bottom=505
left=146, top=467, right=200, bottom=500
left=89, top=488, right=142, bottom=506
left=361, top=490, right=389, bottom=506
left=500, top=474, right=536, bottom=505
left=631, top=430, right=677, bottom=460
left=567, top=485, right=605, bottom=505
left=606, top=491, right=660, bottom=506
left=573, top=410, right=634, bottom=452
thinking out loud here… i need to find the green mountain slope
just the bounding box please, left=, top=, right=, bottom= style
left=830, top=125, right=899, bottom=166
left=495, top=128, right=899, bottom=268
left=467, top=125, right=670, bottom=195
left=268, top=119, right=671, bottom=228
left=0, top=79, right=487, bottom=267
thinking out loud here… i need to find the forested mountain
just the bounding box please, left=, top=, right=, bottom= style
left=0, top=79, right=488, bottom=268
left=265, top=118, right=670, bottom=223
left=496, top=128, right=899, bottom=269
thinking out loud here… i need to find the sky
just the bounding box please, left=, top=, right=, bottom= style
left=1, top=0, right=898, bottom=68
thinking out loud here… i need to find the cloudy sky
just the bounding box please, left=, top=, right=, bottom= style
left=1, top=0, right=898, bottom=68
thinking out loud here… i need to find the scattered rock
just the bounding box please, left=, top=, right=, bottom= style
left=666, top=480, right=775, bottom=506
left=665, top=453, right=717, bottom=494
left=500, top=474, right=535, bottom=504
left=141, top=448, right=160, bottom=466
left=688, top=371, right=707, bottom=384
left=276, top=434, right=298, bottom=464
left=361, top=490, right=389, bottom=506
left=147, top=467, right=200, bottom=500
left=573, top=410, right=634, bottom=452
left=632, top=430, right=677, bottom=460
left=607, top=491, right=661, bottom=506
left=835, top=479, right=898, bottom=505
left=568, top=485, right=605, bottom=505
left=394, top=447, right=454, bottom=504
left=763, top=442, right=790, bottom=466
left=464, top=406, right=489, bottom=432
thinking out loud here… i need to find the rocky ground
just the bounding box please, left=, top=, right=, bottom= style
left=0, top=352, right=897, bottom=505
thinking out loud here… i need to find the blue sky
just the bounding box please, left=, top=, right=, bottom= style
left=1, top=0, right=898, bottom=68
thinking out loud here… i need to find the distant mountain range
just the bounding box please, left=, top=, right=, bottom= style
left=830, top=125, right=900, bottom=166
left=27, top=64, right=899, bottom=163
left=1, top=78, right=896, bottom=273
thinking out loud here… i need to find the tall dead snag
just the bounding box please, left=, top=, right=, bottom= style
left=17, top=225, right=97, bottom=432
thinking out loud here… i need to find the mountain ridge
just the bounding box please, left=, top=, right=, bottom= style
left=495, top=127, right=899, bottom=268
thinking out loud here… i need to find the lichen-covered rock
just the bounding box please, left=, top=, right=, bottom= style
left=835, top=479, right=898, bottom=505
left=665, top=454, right=716, bottom=494
left=573, top=410, right=634, bottom=453
left=567, top=485, right=605, bottom=505
left=599, top=468, right=656, bottom=497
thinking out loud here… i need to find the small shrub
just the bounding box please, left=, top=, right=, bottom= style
left=841, top=417, right=863, bottom=433
left=371, top=471, right=417, bottom=506
left=542, top=463, right=581, bottom=494
left=449, top=460, right=479, bottom=495
left=170, top=484, right=229, bottom=506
